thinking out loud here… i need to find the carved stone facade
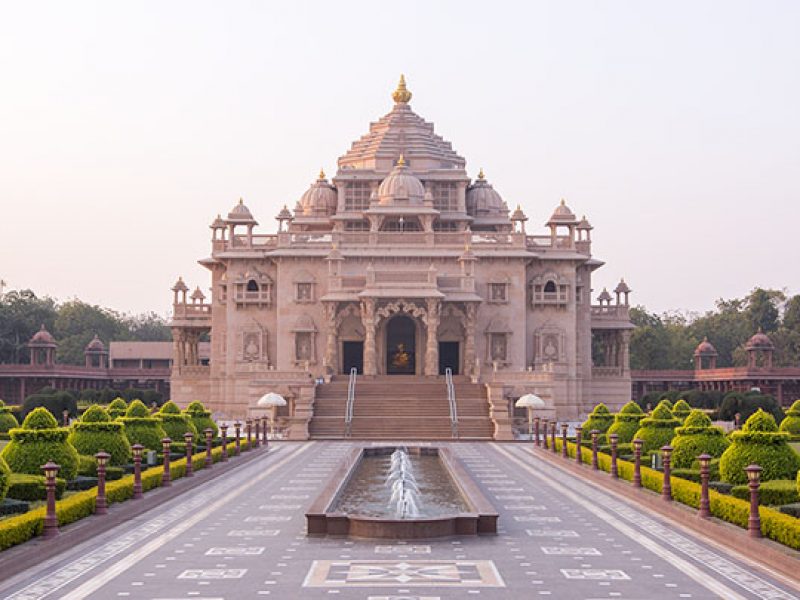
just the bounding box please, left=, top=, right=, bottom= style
left=169, top=77, right=634, bottom=432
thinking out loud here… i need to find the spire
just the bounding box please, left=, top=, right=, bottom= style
left=397, top=154, right=406, bottom=167
left=392, top=74, right=412, bottom=104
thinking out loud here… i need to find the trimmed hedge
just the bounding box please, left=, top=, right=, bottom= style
left=5, top=473, right=66, bottom=501
left=0, top=400, right=19, bottom=434
left=0, top=455, right=9, bottom=501
left=68, top=405, right=132, bottom=466
left=671, top=410, right=730, bottom=468
left=731, top=480, right=800, bottom=506
left=581, top=403, right=614, bottom=444
left=184, top=401, right=218, bottom=438
left=632, top=401, right=680, bottom=453
left=107, top=398, right=128, bottom=420
left=0, top=438, right=252, bottom=551
left=553, top=436, right=800, bottom=550
left=719, top=409, right=800, bottom=485
left=607, top=402, right=644, bottom=444
left=778, top=400, right=800, bottom=436
left=118, top=400, right=167, bottom=452
left=671, top=399, right=692, bottom=423
left=0, top=408, right=80, bottom=480
left=157, top=401, right=197, bottom=442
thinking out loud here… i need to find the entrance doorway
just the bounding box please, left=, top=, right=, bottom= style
left=439, top=341, right=459, bottom=375
left=342, top=341, right=363, bottom=374
left=386, top=316, right=416, bottom=374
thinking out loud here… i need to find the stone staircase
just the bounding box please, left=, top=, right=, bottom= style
left=308, top=375, right=495, bottom=440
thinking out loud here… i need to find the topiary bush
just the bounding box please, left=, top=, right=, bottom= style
left=719, top=409, right=800, bottom=485
left=184, top=401, right=218, bottom=438
left=581, top=403, right=614, bottom=443
left=607, top=401, right=644, bottom=444
left=778, top=399, right=800, bottom=438
left=157, top=401, right=197, bottom=441
left=21, top=391, right=78, bottom=422
left=671, top=409, right=730, bottom=468
left=68, top=405, right=132, bottom=466
left=0, top=407, right=80, bottom=480
left=632, top=400, right=680, bottom=453
left=118, top=400, right=167, bottom=452
left=0, top=400, right=19, bottom=435
left=671, top=399, right=692, bottom=423
left=719, top=390, right=784, bottom=424
left=0, top=455, right=10, bottom=502
left=107, top=398, right=128, bottom=420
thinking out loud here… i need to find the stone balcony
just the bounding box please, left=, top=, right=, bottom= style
left=590, top=304, right=633, bottom=330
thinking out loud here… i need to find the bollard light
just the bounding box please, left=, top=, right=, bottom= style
left=262, top=416, right=268, bottom=448
left=550, top=421, right=557, bottom=453
left=204, top=428, right=214, bottom=467
left=534, top=417, right=541, bottom=447
left=575, top=426, right=583, bottom=464
left=234, top=422, right=242, bottom=456
left=132, top=444, right=144, bottom=499
left=542, top=418, right=549, bottom=450
left=697, top=453, right=711, bottom=518
left=94, top=451, right=110, bottom=515
left=161, top=437, right=172, bottom=487
left=609, top=433, right=619, bottom=479
left=632, top=438, right=643, bottom=488
left=590, top=430, right=600, bottom=470
left=42, top=461, right=60, bottom=539
left=560, top=423, right=568, bottom=458
left=661, top=445, right=673, bottom=501
left=745, top=464, right=763, bottom=538
left=255, top=418, right=261, bottom=448
left=184, top=432, right=194, bottom=477
left=246, top=419, right=253, bottom=450
left=220, top=424, right=229, bottom=462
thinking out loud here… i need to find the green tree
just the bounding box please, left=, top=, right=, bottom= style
left=0, top=290, right=58, bottom=364
left=745, top=288, right=784, bottom=334
left=54, top=300, right=129, bottom=364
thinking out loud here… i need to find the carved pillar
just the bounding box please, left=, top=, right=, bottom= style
left=323, top=302, right=338, bottom=373
left=464, top=303, right=478, bottom=377
left=362, top=298, right=377, bottom=376
left=621, top=330, right=631, bottom=375
left=425, top=298, right=441, bottom=376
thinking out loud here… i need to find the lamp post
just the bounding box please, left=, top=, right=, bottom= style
left=262, top=416, right=268, bottom=448
left=550, top=421, right=557, bottom=453
left=632, top=439, right=643, bottom=488
left=161, top=438, right=172, bottom=487
left=575, top=426, right=583, bottom=465
left=534, top=417, right=540, bottom=447
left=220, top=424, right=229, bottom=462
left=94, top=451, right=110, bottom=515
left=745, top=464, right=763, bottom=538
left=184, top=432, right=194, bottom=477
left=697, top=453, right=711, bottom=518
left=246, top=419, right=253, bottom=450
left=609, top=433, right=619, bottom=479
left=661, top=445, right=673, bottom=501
left=254, top=418, right=261, bottom=448
left=560, top=423, right=568, bottom=458
left=234, top=422, right=241, bottom=456
left=542, top=418, right=549, bottom=450
left=41, top=461, right=60, bottom=539
left=132, top=444, right=143, bottom=499
left=590, top=430, right=600, bottom=470
left=204, top=428, right=213, bottom=467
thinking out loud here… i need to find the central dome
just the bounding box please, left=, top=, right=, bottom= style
left=377, top=157, right=426, bottom=205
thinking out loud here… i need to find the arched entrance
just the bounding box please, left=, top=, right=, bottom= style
left=386, top=315, right=416, bottom=374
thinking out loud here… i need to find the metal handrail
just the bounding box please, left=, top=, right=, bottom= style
left=344, top=367, right=357, bottom=438
left=445, top=367, right=459, bottom=439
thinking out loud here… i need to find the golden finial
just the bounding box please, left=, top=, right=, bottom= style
left=239, top=197, right=244, bottom=205
left=397, top=154, right=406, bottom=167
left=477, top=168, right=485, bottom=181
left=318, top=168, right=326, bottom=180
left=560, top=198, right=566, bottom=206
left=392, top=74, right=412, bottom=104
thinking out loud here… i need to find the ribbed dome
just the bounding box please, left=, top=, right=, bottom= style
left=466, top=171, right=505, bottom=216
left=694, top=337, right=717, bottom=356
left=377, top=158, right=425, bottom=205
left=746, top=329, right=774, bottom=350
left=227, top=198, right=256, bottom=223
left=85, top=334, right=105, bottom=352
left=548, top=199, right=576, bottom=223
left=298, top=171, right=337, bottom=216
left=29, top=325, right=56, bottom=346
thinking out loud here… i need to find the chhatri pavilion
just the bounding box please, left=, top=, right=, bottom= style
left=169, top=76, right=633, bottom=439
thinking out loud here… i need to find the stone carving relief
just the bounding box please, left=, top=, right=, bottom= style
left=239, top=325, right=268, bottom=363
left=375, top=299, right=428, bottom=326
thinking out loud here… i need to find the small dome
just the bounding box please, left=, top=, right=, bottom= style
left=694, top=337, right=718, bottom=356
left=191, top=286, right=206, bottom=302
left=614, top=279, right=631, bottom=294
left=377, top=156, right=425, bottom=205
left=548, top=199, right=576, bottom=224
left=576, top=215, right=593, bottom=230
left=209, top=214, right=225, bottom=229
left=466, top=170, right=506, bottom=216
left=29, top=324, right=56, bottom=346
left=85, top=334, right=105, bottom=352
left=276, top=205, right=293, bottom=221
left=597, top=288, right=612, bottom=303
left=171, top=276, right=189, bottom=292
left=227, top=198, right=257, bottom=223
left=510, top=204, right=527, bottom=222
left=298, top=171, right=337, bottom=216
left=746, top=329, right=774, bottom=350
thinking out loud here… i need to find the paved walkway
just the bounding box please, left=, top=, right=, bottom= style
left=0, top=441, right=798, bottom=599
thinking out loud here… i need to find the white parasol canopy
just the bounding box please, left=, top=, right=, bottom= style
left=257, top=392, right=287, bottom=407
left=515, top=394, right=545, bottom=408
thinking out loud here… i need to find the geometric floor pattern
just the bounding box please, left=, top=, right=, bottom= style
left=0, top=440, right=798, bottom=599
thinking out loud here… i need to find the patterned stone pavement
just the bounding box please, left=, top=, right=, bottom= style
left=0, top=441, right=798, bottom=599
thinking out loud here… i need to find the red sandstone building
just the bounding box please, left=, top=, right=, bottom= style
left=631, top=330, right=800, bottom=406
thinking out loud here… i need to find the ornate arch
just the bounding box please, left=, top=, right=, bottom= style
left=374, top=299, right=428, bottom=326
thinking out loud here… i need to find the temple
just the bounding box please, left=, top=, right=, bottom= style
left=169, top=76, right=634, bottom=439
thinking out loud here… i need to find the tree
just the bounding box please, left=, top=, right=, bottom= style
left=744, top=288, right=784, bottom=333
left=54, top=300, right=129, bottom=364
left=783, top=295, right=800, bottom=331
left=0, top=290, right=57, bottom=364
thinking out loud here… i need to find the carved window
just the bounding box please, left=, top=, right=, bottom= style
left=544, top=280, right=556, bottom=293
left=246, top=279, right=259, bottom=292
left=382, top=218, right=421, bottom=232
left=488, top=283, right=507, bottom=303
left=296, top=282, right=313, bottom=302
left=430, top=182, right=458, bottom=211
left=344, top=182, right=372, bottom=211
left=345, top=219, right=370, bottom=231
left=490, top=333, right=507, bottom=362
left=295, top=332, right=313, bottom=362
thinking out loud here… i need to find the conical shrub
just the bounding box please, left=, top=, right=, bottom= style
left=632, top=400, right=680, bottom=453
left=107, top=397, right=128, bottom=420
left=778, top=400, right=800, bottom=437
left=158, top=401, right=197, bottom=441
left=0, top=400, right=19, bottom=434
left=118, top=399, right=167, bottom=451
left=184, top=401, right=218, bottom=438
left=68, top=405, right=132, bottom=465
left=671, top=409, right=730, bottom=468
left=671, top=399, right=692, bottom=423
left=720, top=409, right=800, bottom=484
left=581, top=404, right=614, bottom=443
left=607, top=401, right=644, bottom=444
left=0, top=407, right=80, bottom=479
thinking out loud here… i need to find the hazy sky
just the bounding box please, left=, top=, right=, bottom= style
left=1, top=1, right=799, bottom=318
